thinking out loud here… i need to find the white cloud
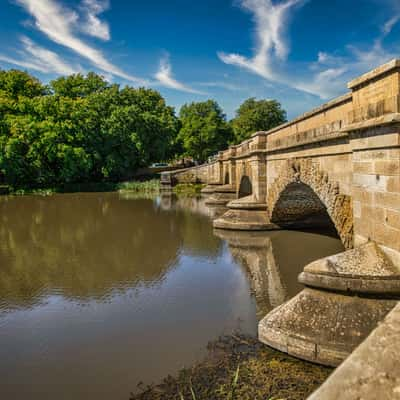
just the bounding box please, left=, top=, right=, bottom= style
left=299, top=11, right=400, bottom=99
left=218, top=0, right=304, bottom=80
left=15, top=0, right=147, bottom=84
left=382, top=15, right=400, bottom=36
left=80, top=0, right=110, bottom=41
left=155, top=54, right=205, bottom=94
left=294, top=67, right=347, bottom=98
left=219, top=0, right=400, bottom=100
left=197, top=81, right=245, bottom=91
left=0, top=36, right=79, bottom=75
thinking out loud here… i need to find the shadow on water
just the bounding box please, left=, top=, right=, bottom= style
left=0, top=193, right=343, bottom=400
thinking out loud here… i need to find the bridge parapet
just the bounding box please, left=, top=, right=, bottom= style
left=267, top=120, right=345, bottom=152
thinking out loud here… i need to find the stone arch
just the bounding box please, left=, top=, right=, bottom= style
left=224, top=171, right=230, bottom=184
left=239, top=175, right=253, bottom=198
left=267, top=158, right=353, bottom=249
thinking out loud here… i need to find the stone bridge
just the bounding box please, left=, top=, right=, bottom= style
left=161, top=60, right=400, bottom=388
left=163, top=59, right=400, bottom=266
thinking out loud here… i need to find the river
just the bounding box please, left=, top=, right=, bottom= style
left=0, top=192, right=343, bottom=399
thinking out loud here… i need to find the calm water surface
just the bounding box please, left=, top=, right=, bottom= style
left=0, top=193, right=343, bottom=399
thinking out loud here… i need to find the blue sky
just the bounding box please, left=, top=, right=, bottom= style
left=1, top=0, right=400, bottom=119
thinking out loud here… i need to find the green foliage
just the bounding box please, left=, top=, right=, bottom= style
left=178, top=100, right=233, bottom=162
left=118, top=179, right=160, bottom=193
left=0, top=69, right=47, bottom=99
left=173, top=183, right=205, bottom=195
left=231, top=98, right=286, bottom=143
left=50, top=72, right=109, bottom=98
left=0, top=69, right=179, bottom=188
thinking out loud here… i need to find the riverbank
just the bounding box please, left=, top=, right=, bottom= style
left=131, top=335, right=332, bottom=400
left=6, top=180, right=205, bottom=196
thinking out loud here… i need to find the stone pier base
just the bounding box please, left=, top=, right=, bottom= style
left=205, top=184, right=237, bottom=205
left=307, top=302, right=400, bottom=399
left=213, top=195, right=280, bottom=230
left=258, top=288, right=396, bottom=366
left=258, top=242, right=400, bottom=367
left=200, top=183, right=222, bottom=194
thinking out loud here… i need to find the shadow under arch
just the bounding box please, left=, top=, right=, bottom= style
left=239, top=175, right=252, bottom=198
left=224, top=172, right=230, bottom=184
left=270, top=181, right=338, bottom=237
left=267, top=159, right=353, bottom=249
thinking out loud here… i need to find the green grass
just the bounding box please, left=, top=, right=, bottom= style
left=117, top=179, right=160, bottom=193
left=173, top=183, right=205, bottom=195
left=6, top=180, right=205, bottom=197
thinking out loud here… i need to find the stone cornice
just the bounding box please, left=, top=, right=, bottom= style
left=347, top=59, right=400, bottom=90
left=341, top=113, right=400, bottom=132
left=251, top=93, right=352, bottom=138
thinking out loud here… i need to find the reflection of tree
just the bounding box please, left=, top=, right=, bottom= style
left=0, top=193, right=221, bottom=309
left=159, top=194, right=222, bottom=258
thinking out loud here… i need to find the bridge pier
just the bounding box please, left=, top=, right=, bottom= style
left=213, top=153, right=277, bottom=230
left=204, top=184, right=237, bottom=205
left=259, top=242, right=400, bottom=366
left=200, top=182, right=222, bottom=194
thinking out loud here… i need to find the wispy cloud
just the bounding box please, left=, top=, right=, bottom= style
left=15, top=0, right=147, bottom=84
left=218, top=0, right=304, bottom=80
left=298, top=9, right=400, bottom=98
left=197, top=81, right=245, bottom=91
left=0, top=36, right=79, bottom=75
left=219, top=0, right=400, bottom=100
left=80, top=0, right=110, bottom=41
left=155, top=54, right=205, bottom=94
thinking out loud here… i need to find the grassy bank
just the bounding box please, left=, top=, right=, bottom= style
left=130, top=335, right=331, bottom=400
left=172, top=183, right=205, bottom=195
left=6, top=180, right=205, bottom=196
left=118, top=180, right=161, bottom=193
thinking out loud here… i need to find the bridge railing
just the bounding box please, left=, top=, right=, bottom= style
left=267, top=120, right=344, bottom=152
left=348, top=95, right=400, bottom=124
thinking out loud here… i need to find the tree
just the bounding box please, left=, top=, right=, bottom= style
left=178, top=100, right=232, bottom=162
left=0, top=70, right=180, bottom=187
left=0, top=69, right=47, bottom=99
left=50, top=72, right=109, bottom=98
left=231, top=98, right=286, bottom=143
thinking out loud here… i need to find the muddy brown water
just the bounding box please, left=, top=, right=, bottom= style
left=0, top=193, right=344, bottom=399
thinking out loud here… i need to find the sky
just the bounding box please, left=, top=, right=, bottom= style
left=0, top=0, right=400, bottom=119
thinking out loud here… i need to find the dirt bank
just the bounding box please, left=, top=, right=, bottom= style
left=130, top=335, right=332, bottom=400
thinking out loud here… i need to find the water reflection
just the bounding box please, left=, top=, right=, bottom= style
left=0, top=193, right=221, bottom=310
left=0, top=193, right=343, bottom=400
left=213, top=229, right=344, bottom=318
left=214, top=230, right=287, bottom=317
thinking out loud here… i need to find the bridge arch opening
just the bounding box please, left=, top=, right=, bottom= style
left=271, top=182, right=339, bottom=236
left=239, top=175, right=252, bottom=198
left=224, top=172, right=230, bottom=184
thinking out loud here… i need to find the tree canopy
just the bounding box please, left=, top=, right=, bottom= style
left=0, top=70, right=179, bottom=187
left=177, top=100, right=233, bottom=162
left=231, top=98, right=287, bottom=143
left=0, top=69, right=289, bottom=189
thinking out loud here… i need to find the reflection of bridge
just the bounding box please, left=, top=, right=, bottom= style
left=214, top=229, right=288, bottom=318
left=162, top=60, right=400, bottom=392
